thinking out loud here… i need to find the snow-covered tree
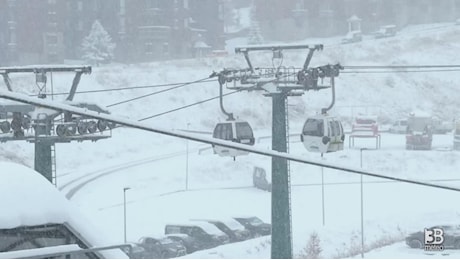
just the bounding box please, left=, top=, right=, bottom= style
left=247, top=4, right=264, bottom=45
left=81, top=20, right=116, bottom=65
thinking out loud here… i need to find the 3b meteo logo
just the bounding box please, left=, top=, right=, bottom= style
left=424, top=228, right=444, bottom=251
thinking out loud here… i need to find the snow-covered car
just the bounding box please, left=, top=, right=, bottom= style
left=389, top=119, right=408, bottom=134
left=341, top=30, right=362, bottom=44
left=253, top=166, right=271, bottom=192
left=0, top=162, right=128, bottom=259
left=137, top=236, right=186, bottom=258
left=405, top=225, right=460, bottom=249
left=164, top=222, right=229, bottom=252
left=190, top=219, right=251, bottom=243
left=232, top=216, right=271, bottom=238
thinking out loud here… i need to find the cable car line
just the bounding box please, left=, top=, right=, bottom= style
left=342, top=69, right=460, bottom=74
left=106, top=76, right=213, bottom=108
left=137, top=90, right=240, bottom=121
left=1, top=90, right=459, bottom=193
left=343, top=65, right=460, bottom=70
left=29, top=79, right=217, bottom=97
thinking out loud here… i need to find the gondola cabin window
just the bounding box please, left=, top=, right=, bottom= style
left=302, top=119, right=324, bottom=137
left=213, top=123, right=233, bottom=140
left=236, top=122, right=253, bottom=139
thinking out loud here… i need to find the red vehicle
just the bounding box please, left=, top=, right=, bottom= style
left=352, top=116, right=379, bottom=136
left=405, top=116, right=433, bottom=150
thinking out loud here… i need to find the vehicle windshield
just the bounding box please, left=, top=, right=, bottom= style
left=159, top=238, right=174, bottom=245
left=223, top=219, right=245, bottom=230
left=248, top=217, right=264, bottom=226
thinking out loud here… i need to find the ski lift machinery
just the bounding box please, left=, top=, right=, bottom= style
left=300, top=76, right=345, bottom=153
left=211, top=73, right=255, bottom=159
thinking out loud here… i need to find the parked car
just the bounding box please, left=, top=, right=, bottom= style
left=137, top=236, right=187, bottom=258
left=122, top=243, right=150, bottom=259
left=431, top=118, right=454, bottom=134
left=233, top=216, right=271, bottom=237
left=374, top=25, right=397, bottom=38
left=253, top=166, right=271, bottom=192
left=190, top=218, right=251, bottom=243
left=389, top=119, right=408, bottom=134
left=165, top=222, right=230, bottom=253
left=341, top=30, right=362, bottom=44
left=406, top=225, right=460, bottom=249
left=352, top=115, right=379, bottom=136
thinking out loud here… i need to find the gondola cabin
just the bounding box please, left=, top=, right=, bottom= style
left=300, top=115, right=345, bottom=153
left=212, top=120, right=255, bottom=157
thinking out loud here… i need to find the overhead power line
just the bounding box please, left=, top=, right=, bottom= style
left=1, top=90, right=460, bottom=193
left=106, top=76, right=214, bottom=108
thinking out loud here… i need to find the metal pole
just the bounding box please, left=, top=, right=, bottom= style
left=321, top=153, right=325, bottom=226
left=123, top=187, right=130, bottom=244
left=359, top=148, right=366, bottom=258
left=186, top=123, right=190, bottom=190
left=271, top=92, right=292, bottom=259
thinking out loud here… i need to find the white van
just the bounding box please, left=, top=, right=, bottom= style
left=389, top=119, right=408, bottom=134
left=0, top=162, right=128, bottom=259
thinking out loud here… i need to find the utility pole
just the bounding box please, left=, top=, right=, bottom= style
left=215, top=44, right=341, bottom=259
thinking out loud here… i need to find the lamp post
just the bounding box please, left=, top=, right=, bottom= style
left=359, top=148, right=368, bottom=258
left=321, top=153, right=325, bottom=226
left=123, top=187, right=130, bottom=244
left=185, top=123, right=190, bottom=190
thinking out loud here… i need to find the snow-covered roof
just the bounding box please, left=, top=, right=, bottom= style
left=193, top=41, right=211, bottom=49
left=0, top=162, right=127, bottom=259
left=347, top=15, right=362, bottom=22
left=0, top=244, right=81, bottom=259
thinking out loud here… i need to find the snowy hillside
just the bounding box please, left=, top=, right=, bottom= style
left=2, top=23, right=460, bottom=258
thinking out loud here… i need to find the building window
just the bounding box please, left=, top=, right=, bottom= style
left=145, top=42, right=153, bottom=55
left=77, top=1, right=83, bottom=11
left=46, top=34, right=58, bottom=45
left=48, top=0, right=56, bottom=4
left=183, top=0, right=188, bottom=9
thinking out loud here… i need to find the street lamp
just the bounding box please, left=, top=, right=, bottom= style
left=123, top=187, right=131, bottom=244
left=185, top=123, right=190, bottom=190
left=321, top=153, right=325, bottom=226
left=359, top=148, right=368, bottom=258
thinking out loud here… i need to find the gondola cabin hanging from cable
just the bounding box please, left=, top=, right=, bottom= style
left=212, top=120, right=255, bottom=158
left=300, top=114, right=345, bottom=153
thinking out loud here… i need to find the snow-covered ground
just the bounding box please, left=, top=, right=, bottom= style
left=2, top=23, right=460, bottom=258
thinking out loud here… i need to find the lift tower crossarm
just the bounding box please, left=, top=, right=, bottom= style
left=235, top=44, right=323, bottom=74
left=1, top=73, right=12, bottom=91
left=0, top=66, right=91, bottom=97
